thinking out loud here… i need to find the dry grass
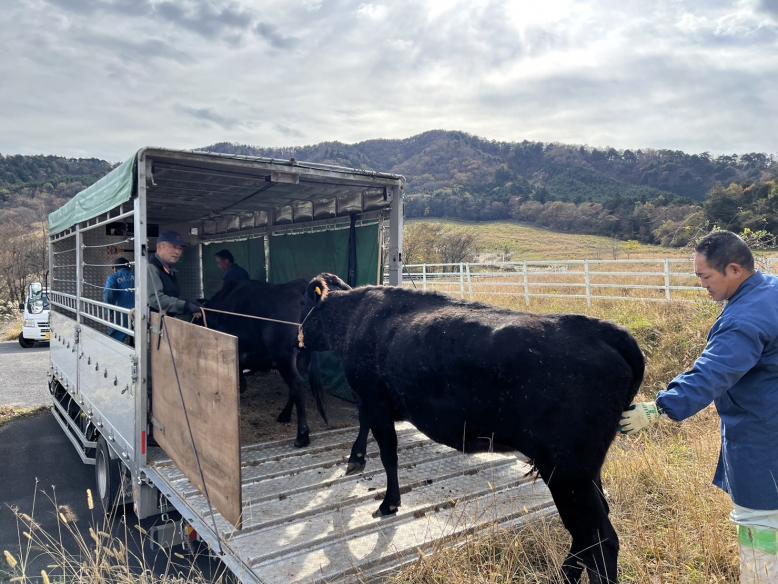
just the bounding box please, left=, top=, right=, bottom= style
left=408, top=219, right=690, bottom=260
left=1, top=318, right=22, bottom=342
left=2, top=480, right=230, bottom=584
left=392, top=297, right=738, bottom=584
left=0, top=405, right=46, bottom=428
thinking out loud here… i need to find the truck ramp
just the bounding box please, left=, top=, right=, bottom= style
left=146, top=422, right=555, bottom=583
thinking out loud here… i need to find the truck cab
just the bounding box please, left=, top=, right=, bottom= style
left=18, top=281, right=50, bottom=348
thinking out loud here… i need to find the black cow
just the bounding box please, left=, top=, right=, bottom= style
left=299, top=273, right=643, bottom=584
left=204, top=279, right=325, bottom=447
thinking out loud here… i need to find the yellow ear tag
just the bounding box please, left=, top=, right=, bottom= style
left=315, top=286, right=322, bottom=296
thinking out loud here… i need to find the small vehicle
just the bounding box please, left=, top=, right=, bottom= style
left=18, top=282, right=50, bottom=348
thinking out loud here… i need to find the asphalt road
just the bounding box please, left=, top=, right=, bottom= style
left=0, top=340, right=50, bottom=407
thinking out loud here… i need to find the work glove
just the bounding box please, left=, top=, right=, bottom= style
left=186, top=300, right=203, bottom=314
left=619, top=401, right=664, bottom=435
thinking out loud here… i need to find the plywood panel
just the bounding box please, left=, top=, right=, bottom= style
left=150, top=313, right=242, bottom=528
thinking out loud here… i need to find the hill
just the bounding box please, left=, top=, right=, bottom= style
left=0, top=154, right=113, bottom=224
left=2, top=131, right=775, bottom=246
left=203, top=130, right=774, bottom=204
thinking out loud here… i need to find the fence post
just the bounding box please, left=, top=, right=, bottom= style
left=459, top=263, right=465, bottom=299
left=664, top=258, right=671, bottom=302
left=422, top=264, right=427, bottom=291
left=465, top=263, right=473, bottom=300
left=522, top=261, right=530, bottom=306
left=584, top=259, right=592, bottom=308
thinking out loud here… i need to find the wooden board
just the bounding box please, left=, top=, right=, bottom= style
left=150, top=313, right=242, bottom=528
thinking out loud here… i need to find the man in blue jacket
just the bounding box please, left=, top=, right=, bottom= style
left=620, top=230, right=778, bottom=582
left=103, top=257, right=135, bottom=342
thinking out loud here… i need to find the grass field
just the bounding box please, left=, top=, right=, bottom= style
left=407, top=219, right=691, bottom=261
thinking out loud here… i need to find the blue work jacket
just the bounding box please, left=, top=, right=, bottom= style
left=657, top=271, right=778, bottom=510
left=103, top=268, right=135, bottom=342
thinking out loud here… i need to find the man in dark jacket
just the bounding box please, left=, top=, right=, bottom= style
left=215, top=249, right=250, bottom=284
left=620, top=231, right=778, bottom=581
left=147, top=230, right=200, bottom=316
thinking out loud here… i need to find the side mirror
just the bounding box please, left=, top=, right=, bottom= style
left=18, top=303, right=24, bottom=311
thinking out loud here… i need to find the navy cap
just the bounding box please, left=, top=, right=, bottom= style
left=158, top=230, right=188, bottom=247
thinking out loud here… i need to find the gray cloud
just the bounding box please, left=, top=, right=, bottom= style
left=1, top=0, right=777, bottom=160
left=177, top=105, right=244, bottom=130
left=254, top=22, right=297, bottom=49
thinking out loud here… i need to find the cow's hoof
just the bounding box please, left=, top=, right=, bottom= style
left=277, top=410, right=292, bottom=424
left=372, top=503, right=399, bottom=518
left=294, top=432, right=310, bottom=448
left=345, top=460, right=366, bottom=475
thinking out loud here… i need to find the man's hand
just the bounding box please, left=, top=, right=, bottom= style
left=619, top=401, right=663, bottom=435
left=186, top=300, right=202, bottom=314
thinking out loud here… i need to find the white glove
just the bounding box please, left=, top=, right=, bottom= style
left=619, top=401, right=663, bottom=435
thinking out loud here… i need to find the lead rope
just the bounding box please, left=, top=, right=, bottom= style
left=197, top=304, right=318, bottom=347
left=148, top=267, right=224, bottom=554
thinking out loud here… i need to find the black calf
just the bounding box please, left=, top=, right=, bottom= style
left=205, top=279, right=325, bottom=447
left=299, top=273, right=643, bottom=583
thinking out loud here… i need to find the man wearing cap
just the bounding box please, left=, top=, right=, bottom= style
left=103, top=256, right=135, bottom=342
left=619, top=230, right=778, bottom=582
left=147, top=230, right=201, bottom=316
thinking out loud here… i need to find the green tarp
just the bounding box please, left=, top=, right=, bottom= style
left=268, top=224, right=379, bottom=285
left=269, top=223, right=380, bottom=402
left=202, top=238, right=266, bottom=298
left=48, top=154, right=137, bottom=235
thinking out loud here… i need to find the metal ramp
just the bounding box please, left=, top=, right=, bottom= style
left=146, top=423, right=555, bottom=583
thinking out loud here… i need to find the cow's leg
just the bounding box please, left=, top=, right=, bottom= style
left=277, top=395, right=294, bottom=424
left=277, top=359, right=310, bottom=448
left=346, top=402, right=370, bottom=475
left=365, top=402, right=400, bottom=518
left=541, top=467, right=618, bottom=584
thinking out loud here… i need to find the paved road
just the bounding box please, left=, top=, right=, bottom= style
left=0, top=411, right=229, bottom=581
left=0, top=340, right=50, bottom=407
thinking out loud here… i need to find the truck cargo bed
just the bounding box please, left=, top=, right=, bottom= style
left=146, top=422, right=555, bottom=584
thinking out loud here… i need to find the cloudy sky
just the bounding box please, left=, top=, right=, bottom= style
left=1, top=0, right=777, bottom=161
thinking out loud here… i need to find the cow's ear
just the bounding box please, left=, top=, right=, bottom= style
left=306, top=276, right=330, bottom=304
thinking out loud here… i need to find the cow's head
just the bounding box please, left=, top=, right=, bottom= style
left=298, top=273, right=351, bottom=350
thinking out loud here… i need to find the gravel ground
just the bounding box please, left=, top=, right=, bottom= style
left=0, top=341, right=50, bottom=407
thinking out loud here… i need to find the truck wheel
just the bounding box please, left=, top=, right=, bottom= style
left=95, top=437, right=123, bottom=515
left=18, top=334, right=35, bottom=348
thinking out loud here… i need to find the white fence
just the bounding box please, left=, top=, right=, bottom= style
left=389, top=258, right=778, bottom=306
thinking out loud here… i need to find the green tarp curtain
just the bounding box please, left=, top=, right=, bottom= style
left=48, top=154, right=137, bottom=235
left=201, top=238, right=266, bottom=299
left=269, top=223, right=380, bottom=402
left=268, top=223, right=379, bottom=285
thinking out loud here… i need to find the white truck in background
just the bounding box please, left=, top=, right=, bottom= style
left=18, top=281, right=51, bottom=348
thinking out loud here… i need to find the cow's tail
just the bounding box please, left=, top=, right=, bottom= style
left=300, top=350, right=328, bottom=425
left=603, top=323, right=645, bottom=409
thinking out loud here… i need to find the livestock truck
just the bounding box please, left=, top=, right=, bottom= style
left=46, top=148, right=553, bottom=583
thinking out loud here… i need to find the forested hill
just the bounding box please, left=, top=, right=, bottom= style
left=0, top=154, right=113, bottom=224
left=203, top=130, right=773, bottom=204
left=2, top=132, right=775, bottom=246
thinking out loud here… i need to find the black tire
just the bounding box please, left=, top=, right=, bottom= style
left=95, top=437, right=124, bottom=515
left=18, top=334, right=35, bottom=348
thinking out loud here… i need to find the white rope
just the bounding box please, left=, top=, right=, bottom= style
left=200, top=306, right=300, bottom=327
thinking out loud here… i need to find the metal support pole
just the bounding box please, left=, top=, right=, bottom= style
left=422, top=264, right=427, bottom=291
left=75, top=226, right=83, bottom=324
left=465, top=263, right=473, bottom=299
left=523, top=261, right=530, bottom=306
left=387, top=183, right=404, bottom=286
left=134, top=158, right=149, bottom=471
left=664, top=258, right=671, bottom=302
left=584, top=259, right=592, bottom=308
